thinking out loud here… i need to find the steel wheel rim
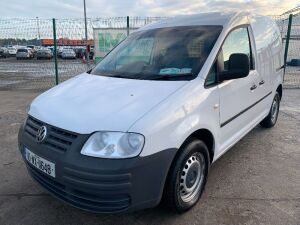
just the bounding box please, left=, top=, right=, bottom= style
left=179, top=152, right=205, bottom=203
left=271, top=97, right=279, bottom=123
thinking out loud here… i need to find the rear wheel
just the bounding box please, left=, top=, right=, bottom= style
left=163, top=138, right=210, bottom=213
left=260, top=92, right=280, bottom=128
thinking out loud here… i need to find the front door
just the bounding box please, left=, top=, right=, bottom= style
left=217, top=27, right=259, bottom=154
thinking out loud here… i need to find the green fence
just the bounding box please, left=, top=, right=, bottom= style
left=273, top=13, right=300, bottom=88
left=0, top=15, right=299, bottom=90
left=0, top=17, right=166, bottom=90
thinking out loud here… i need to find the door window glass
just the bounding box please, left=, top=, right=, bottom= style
left=221, top=28, right=251, bottom=71
left=205, top=63, right=217, bottom=86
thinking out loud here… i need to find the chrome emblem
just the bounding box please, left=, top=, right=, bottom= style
left=36, top=126, right=47, bottom=143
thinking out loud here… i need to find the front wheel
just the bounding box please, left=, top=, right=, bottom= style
left=163, top=138, right=210, bottom=213
left=260, top=92, right=280, bottom=128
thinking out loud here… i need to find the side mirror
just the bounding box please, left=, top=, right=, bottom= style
left=219, top=53, right=250, bottom=82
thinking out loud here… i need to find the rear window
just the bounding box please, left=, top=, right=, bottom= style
left=38, top=49, right=50, bottom=53
left=17, top=49, right=28, bottom=53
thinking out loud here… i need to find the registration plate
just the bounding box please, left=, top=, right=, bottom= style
left=25, top=148, right=56, bottom=178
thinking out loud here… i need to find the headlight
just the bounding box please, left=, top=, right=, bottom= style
left=81, top=132, right=145, bottom=159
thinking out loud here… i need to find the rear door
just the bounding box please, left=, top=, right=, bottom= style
left=217, top=27, right=259, bottom=152
left=247, top=26, right=271, bottom=115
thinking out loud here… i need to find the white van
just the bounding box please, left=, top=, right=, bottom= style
left=18, top=12, right=284, bottom=213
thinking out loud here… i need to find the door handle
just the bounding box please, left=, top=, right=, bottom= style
left=250, top=84, right=257, bottom=91
left=259, top=80, right=265, bottom=85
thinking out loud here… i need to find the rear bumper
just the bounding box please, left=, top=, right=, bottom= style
left=62, top=55, right=76, bottom=58
left=37, top=55, right=51, bottom=58
left=18, top=120, right=177, bottom=213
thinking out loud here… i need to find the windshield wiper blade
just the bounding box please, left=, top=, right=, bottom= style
left=106, top=74, right=143, bottom=79
left=148, top=74, right=194, bottom=80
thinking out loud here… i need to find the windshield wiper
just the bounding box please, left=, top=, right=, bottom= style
left=106, top=74, right=143, bottom=79
left=148, top=74, right=195, bottom=80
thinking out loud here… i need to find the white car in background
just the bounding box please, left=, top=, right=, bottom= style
left=7, top=47, right=17, bottom=56
left=16, top=48, right=34, bottom=60
left=61, top=49, right=76, bottom=59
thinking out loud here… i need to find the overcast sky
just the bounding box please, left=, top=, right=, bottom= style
left=0, top=0, right=299, bottom=18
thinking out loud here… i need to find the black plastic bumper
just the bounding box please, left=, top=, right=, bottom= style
left=18, top=122, right=177, bottom=213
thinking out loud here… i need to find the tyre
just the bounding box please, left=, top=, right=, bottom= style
left=260, top=92, right=280, bottom=128
left=163, top=138, right=210, bottom=213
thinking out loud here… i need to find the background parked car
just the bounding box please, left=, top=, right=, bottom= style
left=27, top=45, right=39, bottom=57
left=47, top=47, right=54, bottom=54
left=61, top=49, right=76, bottom=59
left=37, top=49, right=53, bottom=60
left=57, top=48, right=63, bottom=58
left=75, top=47, right=86, bottom=58
left=0, top=47, right=9, bottom=58
left=7, top=47, right=17, bottom=56
left=16, top=48, right=33, bottom=60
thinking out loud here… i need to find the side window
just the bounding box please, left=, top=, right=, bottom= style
left=221, top=27, right=252, bottom=71
left=205, top=63, right=217, bottom=87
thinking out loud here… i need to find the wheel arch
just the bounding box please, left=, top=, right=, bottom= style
left=173, top=128, right=215, bottom=165
left=184, top=129, right=215, bottom=163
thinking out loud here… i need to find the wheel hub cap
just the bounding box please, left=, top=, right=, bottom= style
left=179, top=153, right=205, bottom=203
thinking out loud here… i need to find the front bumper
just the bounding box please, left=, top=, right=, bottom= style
left=18, top=116, right=177, bottom=213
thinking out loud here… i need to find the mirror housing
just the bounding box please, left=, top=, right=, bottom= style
left=219, top=53, right=250, bottom=82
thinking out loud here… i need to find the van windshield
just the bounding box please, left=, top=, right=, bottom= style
left=91, top=26, right=222, bottom=81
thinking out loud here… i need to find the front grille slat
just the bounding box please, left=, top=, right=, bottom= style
left=25, top=115, right=77, bottom=153
left=46, top=137, right=69, bottom=151
left=25, top=127, right=36, bottom=138
left=52, top=127, right=77, bottom=139
left=25, top=123, right=37, bottom=133
left=49, top=132, right=74, bottom=145
left=26, top=118, right=41, bottom=129
left=28, top=116, right=43, bottom=126
left=44, top=141, right=67, bottom=153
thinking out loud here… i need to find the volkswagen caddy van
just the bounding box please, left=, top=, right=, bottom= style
left=18, top=12, right=284, bottom=213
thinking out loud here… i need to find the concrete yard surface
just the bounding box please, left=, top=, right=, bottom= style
left=0, top=89, right=299, bottom=225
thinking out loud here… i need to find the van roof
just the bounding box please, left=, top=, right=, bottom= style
left=139, top=11, right=253, bottom=31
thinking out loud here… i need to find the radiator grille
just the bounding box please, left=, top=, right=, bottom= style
left=25, top=115, right=77, bottom=152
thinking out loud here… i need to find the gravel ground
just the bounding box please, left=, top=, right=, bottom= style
left=0, top=89, right=299, bottom=225
left=0, top=58, right=93, bottom=90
